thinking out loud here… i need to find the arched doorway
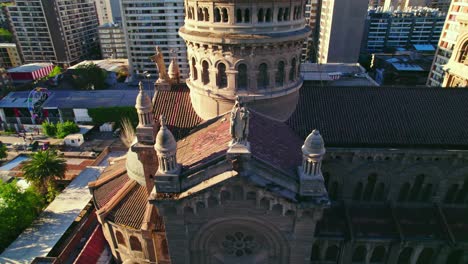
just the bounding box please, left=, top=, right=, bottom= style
left=190, top=217, right=290, bottom=264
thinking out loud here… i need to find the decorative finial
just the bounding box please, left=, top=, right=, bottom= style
left=160, top=115, right=166, bottom=127
left=138, top=81, right=143, bottom=91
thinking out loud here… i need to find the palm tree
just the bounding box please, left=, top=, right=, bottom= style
left=22, top=150, right=66, bottom=195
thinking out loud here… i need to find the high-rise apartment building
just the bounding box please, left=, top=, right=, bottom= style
left=315, top=0, right=368, bottom=63
left=427, top=0, right=468, bottom=86
left=121, top=0, right=188, bottom=79
left=6, top=0, right=99, bottom=67
left=0, top=43, right=21, bottom=68
left=95, top=0, right=114, bottom=24
left=364, top=7, right=445, bottom=52
left=98, top=23, right=127, bottom=59
left=370, top=0, right=451, bottom=12
left=303, top=0, right=321, bottom=62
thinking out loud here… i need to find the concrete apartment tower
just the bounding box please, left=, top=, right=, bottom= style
left=179, top=0, right=310, bottom=121
left=95, top=0, right=114, bottom=24
left=6, top=0, right=99, bottom=67
left=120, top=0, right=188, bottom=79
left=315, top=0, right=368, bottom=63
left=427, top=0, right=468, bottom=87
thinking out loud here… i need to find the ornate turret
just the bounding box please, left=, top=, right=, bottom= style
left=154, top=115, right=181, bottom=193
left=299, top=129, right=328, bottom=200
left=135, top=81, right=156, bottom=144
left=180, top=0, right=309, bottom=121
left=168, top=57, right=180, bottom=84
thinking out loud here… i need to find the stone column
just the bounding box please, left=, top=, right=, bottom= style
left=386, top=242, right=402, bottom=264
left=268, top=69, right=276, bottom=90
left=248, top=71, right=258, bottom=92
left=209, top=67, right=217, bottom=89
left=226, top=69, right=237, bottom=92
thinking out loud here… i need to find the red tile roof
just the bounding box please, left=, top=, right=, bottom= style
left=93, top=171, right=129, bottom=208
left=249, top=112, right=303, bottom=176
left=177, top=114, right=231, bottom=170
left=153, top=84, right=202, bottom=140
left=107, top=184, right=149, bottom=229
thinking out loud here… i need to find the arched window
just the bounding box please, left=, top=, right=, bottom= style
left=284, top=7, right=289, bottom=21
left=363, top=173, right=377, bottom=201
left=129, top=236, right=142, bottom=251
left=214, top=8, right=221, bottom=22
left=421, top=183, right=433, bottom=202
left=293, top=7, right=297, bottom=20
left=222, top=8, right=228, bottom=22
left=398, top=182, right=410, bottom=202
left=203, top=8, right=209, bottom=21
left=257, top=63, right=269, bottom=89
left=446, top=249, right=463, bottom=264
left=311, top=242, right=320, bottom=261
left=416, top=248, right=434, bottom=264
left=275, top=61, right=285, bottom=86
left=265, top=8, right=272, bottom=22
left=352, top=246, right=366, bottom=262
left=237, top=63, right=248, bottom=90
left=221, top=190, right=231, bottom=203
left=232, top=185, right=243, bottom=200
left=371, top=246, right=386, bottom=262
left=187, top=8, right=192, bottom=19
left=202, top=61, right=209, bottom=84
left=258, top=8, right=264, bottom=22
left=198, top=8, right=203, bottom=21
left=458, top=41, right=468, bottom=64
left=409, top=174, right=425, bottom=201
left=208, top=196, right=218, bottom=207
left=278, top=8, right=283, bottom=21
left=236, top=9, right=242, bottom=23
left=191, top=58, right=198, bottom=80
left=444, top=184, right=458, bottom=203
left=244, top=9, right=250, bottom=23
left=289, top=58, right=296, bottom=81
left=325, top=245, right=339, bottom=261
left=374, top=182, right=385, bottom=201
left=397, top=247, right=413, bottom=264
left=217, top=62, right=227, bottom=88
left=116, top=231, right=126, bottom=247
left=455, top=176, right=468, bottom=203
left=353, top=182, right=363, bottom=201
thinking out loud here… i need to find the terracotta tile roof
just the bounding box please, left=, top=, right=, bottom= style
left=107, top=184, right=149, bottom=229
left=442, top=207, right=468, bottom=243
left=288, top=83, right=468, bottom=149
left=177, top=114, right=231, bottom=170
left=93, top=172, right=129, bottom=208
left=349, top=204, right=399, bottom=239
left=249, top=112, right=303, bottom=176
left=153, top=84, right=203, bottom=140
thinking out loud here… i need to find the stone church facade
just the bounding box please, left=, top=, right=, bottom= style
left=88, top=0, right=468, bottom=263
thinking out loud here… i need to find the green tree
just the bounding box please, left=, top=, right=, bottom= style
left=21, top=150, right=66, bottom=196
left=47, top=66, right=62, bottom=78
left=0, top=28, right=13, bottom=42
left=0, top=180, right=44, bottom=253
left=72, top=63, right=108, bottom=90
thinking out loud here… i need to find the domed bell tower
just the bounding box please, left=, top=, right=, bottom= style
left=180, top=0, right=310, bottom=121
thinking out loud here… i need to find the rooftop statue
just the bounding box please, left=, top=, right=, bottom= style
left=150, top=46, right=169, bottom=82
left=230, top=97, right=250, bottom=145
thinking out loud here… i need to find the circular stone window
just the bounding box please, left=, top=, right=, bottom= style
left=221, top=232, right=259, bottom=257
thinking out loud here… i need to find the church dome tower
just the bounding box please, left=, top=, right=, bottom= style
left=179, top=0, right=310, bottom=121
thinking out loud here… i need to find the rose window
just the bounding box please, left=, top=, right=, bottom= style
left=222, top=232, right=259, bottom=257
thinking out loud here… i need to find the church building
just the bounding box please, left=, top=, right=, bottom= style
left=88, top=0, right=468, bottom=263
